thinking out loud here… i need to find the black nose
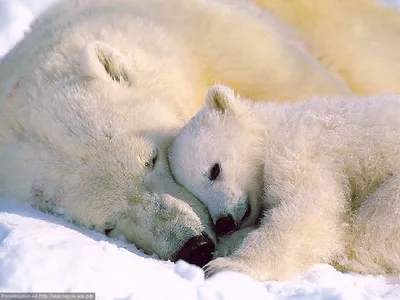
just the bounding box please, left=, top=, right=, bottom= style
left=176, top=233, right=215, bottom=267
left=215, top=215, right=236, bottom=236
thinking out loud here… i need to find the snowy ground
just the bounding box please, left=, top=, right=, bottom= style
left=1, top=199, right=399, bottom=300
left=1, top=1, right=400, bottom=299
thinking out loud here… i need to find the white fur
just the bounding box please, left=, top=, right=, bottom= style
left=249, top=0, right=400, bottom=94
left=0, top=0, right=350, bottom=263
left=169, top=84, right=400, bottom=280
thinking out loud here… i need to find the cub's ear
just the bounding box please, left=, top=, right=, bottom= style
left=80, top=40, right=133, bottom=85
left=205, top=84, right=238, bottom=114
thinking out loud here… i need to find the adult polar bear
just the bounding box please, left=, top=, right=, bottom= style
left=0, top=0, right=347, bottom=267
left=248, top=0, right=400, bottom=94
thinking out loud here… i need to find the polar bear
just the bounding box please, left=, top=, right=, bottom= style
left=0, top=0, right=350, bottom=267
left=169, top=84, right=400, bottom=280
left=247, top=0, right=400, bottom=94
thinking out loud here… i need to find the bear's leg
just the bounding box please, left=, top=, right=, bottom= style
left=213, top=226, right=257, bottom=259
left=204, top=159, right=346, bottom=281
left=343, top=173, right=400, bottom=275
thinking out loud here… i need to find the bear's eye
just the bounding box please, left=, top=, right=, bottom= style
left=145, top=150, right=158, bottom=169
left=208, top=163, right=221, bottom=181
left=104, top=227, right=114, bottom=237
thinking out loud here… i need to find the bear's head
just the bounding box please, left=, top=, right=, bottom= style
left=169, top=85, right=266, bottom=237
left=16, top=41, right=216, bottom=267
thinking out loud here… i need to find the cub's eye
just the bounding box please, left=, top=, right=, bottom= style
left=145, top=150, right=158, bottom=169
left=208, top=163, right=221, bottom=181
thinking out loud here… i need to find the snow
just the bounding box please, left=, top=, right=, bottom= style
left=0, top=1, right=400, bottom=299
left=383, top=0, right=400, bottom=9
left=0, top=0, right=58, bottom=57
left=1, top=198, right=399, bottom=299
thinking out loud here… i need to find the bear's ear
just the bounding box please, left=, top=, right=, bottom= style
left=80, top=40, right=133, bottom=85
left=205, top=84, right=237, bottom=114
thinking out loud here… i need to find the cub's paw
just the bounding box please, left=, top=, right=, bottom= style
left=214, top=227, right=255, bottom=258
left=213, top=244, right=235, bottom=258
left=203, top=257, right=255, bottom=279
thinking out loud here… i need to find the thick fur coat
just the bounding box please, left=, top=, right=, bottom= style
left=170, top=85, right=400, bottom=280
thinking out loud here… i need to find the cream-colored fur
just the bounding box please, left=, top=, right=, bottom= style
left=247, top=0, right=400, bottom=94
left=0, top=0, right=351, bottom=264
left=169, top=84, right=400, bottom=281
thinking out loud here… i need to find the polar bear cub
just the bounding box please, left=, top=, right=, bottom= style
left=169, top=85, right=400, bottom=281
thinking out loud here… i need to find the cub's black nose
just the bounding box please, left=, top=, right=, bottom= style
left=215, top=215, right=236, bottom=236
left=176, top=232, right=215, bottom=267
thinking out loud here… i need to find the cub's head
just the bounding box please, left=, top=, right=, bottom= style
left=169, top=85, right=265, bottom=237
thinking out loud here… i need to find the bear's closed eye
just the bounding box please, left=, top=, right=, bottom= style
left=209, top=163, right=221, bottom=181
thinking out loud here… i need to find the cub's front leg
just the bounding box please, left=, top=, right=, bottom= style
left=205, top=159, right=346, bottom=281
left=213, top=226, right=257, bottom=258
